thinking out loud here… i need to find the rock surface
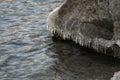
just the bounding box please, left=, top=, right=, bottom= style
left=47, top=0, right=120, bottom=57
left=111, top=71, right=120, bottom=80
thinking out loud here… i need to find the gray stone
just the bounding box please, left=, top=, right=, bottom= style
left=47, top=0, right=120, bottom=58
left=111, top=71, right=120, bottom=80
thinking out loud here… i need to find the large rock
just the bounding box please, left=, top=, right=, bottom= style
left=47, top=0, right=120, bottom=57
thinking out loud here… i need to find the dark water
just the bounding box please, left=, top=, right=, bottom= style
left=0, top=0, right=120, bottom=80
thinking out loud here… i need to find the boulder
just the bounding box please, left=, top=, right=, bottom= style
left=47, top=0, right=120, bottom=57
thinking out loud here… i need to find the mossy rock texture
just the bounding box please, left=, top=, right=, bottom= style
left=47, top=0, right=120, bottom=58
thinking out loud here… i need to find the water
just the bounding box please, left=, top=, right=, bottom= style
left=0, top=0, right=120, bottom=80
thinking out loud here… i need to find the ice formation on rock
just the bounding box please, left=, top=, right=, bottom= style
left=47, top=0, right=120, bottom=57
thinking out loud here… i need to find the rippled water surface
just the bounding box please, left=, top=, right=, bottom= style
left=0, top=0, right=120, bottom=80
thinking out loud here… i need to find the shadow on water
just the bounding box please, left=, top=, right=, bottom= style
left=50, top=37, right=120, bottom=80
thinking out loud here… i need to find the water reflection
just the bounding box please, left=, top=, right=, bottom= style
left=50, top=38, right=120, bottom=80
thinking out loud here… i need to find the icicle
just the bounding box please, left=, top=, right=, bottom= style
left=81, top=40, right=84, bottom=46
left=79, top=39, right=82, bottom=45
left=63, top=32, right=66, bottom=39
left=47, top=25, right=49, bottom=30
